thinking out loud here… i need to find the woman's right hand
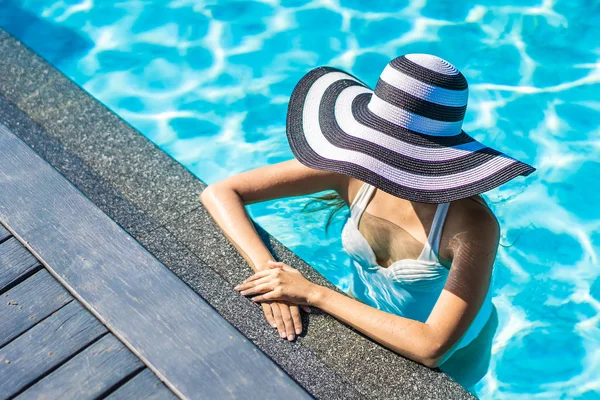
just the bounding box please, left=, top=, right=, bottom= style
left=261, top=301, right=308, bottom=341
left=199, top=160, right=339, bottom=341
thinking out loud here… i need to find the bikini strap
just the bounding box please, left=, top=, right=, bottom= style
left=418, top=202, right=451, bottom=262
left=350, top=183, right=376, bottom=223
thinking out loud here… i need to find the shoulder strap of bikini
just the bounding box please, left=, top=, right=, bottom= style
left=350, top=183, right=376, bottom=222
left=418, top=202, right=451, bottom=262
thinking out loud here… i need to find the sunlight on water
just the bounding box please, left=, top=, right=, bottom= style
left=2, top=0, right=599, bottom=397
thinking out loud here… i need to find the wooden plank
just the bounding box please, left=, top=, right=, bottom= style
left=0, top=224, right=9, bottom=242
left=0, top=237, right=40, bottom=293
left=106, top=369, right=177, bottom=400
left=0, top=301, right=107, bottom=398
left=0, top=124, right=310, bottom=399
left=17, top=334, right=143, bottom=400
left=0, top=269, right=73, bottom=347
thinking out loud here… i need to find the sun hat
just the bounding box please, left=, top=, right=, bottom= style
left=285, top=53, right=536, bottom=203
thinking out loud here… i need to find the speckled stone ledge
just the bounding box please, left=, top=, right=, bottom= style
left=0, top=29, right=473, bottom=400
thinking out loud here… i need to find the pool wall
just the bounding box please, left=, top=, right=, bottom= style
left=0, top=29, right=472, bottom=400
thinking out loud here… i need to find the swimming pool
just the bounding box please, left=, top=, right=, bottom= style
left=1, top=0, right=598, bottom=397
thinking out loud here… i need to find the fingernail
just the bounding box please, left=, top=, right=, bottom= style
left=234, top=285, right=239, bottom=290
left=287, top=334, right=295, bottom=341
left=271, top=324, right=277, bottom=328
left=280, top=331, right=286, bottom=338
left=295, top=328, right=301, bottom=335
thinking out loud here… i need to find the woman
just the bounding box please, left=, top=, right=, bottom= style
left=200, top=54, right=535, bottom=368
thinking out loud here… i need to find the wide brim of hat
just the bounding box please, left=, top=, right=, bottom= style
left=286, top=66, right=536, bottom=203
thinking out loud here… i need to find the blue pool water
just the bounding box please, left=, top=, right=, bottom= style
left=2, top=0, right=599, bottom=397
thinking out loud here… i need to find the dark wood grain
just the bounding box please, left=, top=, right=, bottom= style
left=0, top=124, right=310, bottom=399
left=0, top=224, right=9, bottom=242
left=17, top=334, right=143, bottom=400
left=106, top=369, right=177, bottom=400
left=0, top=269, right=73, bottom=347
left=0, top=301, right=107, bottom=398
left=0, top=237, right=40, bottom=293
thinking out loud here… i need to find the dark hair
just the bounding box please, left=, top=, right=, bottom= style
left=301, top=191, right=347, bottom=235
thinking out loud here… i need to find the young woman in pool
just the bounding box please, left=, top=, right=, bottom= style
left=200, top=54, right=535, bottom=368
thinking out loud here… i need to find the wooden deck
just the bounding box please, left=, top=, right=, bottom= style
left=0, top=226, right=176, bottom=399
left=0, top=123, right=310, bottom=400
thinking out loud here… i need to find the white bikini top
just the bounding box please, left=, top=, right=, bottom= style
left=341, top=182, right=451, bottom=290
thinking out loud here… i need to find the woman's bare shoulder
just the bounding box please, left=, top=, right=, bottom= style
left=447, top=197, right=500, bottom=252
left=339, top=176, right=367, bottom=205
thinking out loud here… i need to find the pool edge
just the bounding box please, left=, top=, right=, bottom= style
left=0, top=29, right=475, bottom=400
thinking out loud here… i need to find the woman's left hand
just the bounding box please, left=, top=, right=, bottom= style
left=235, top=261, right=319, bottom=307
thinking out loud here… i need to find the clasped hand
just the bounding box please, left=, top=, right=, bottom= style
left=235, top=261, right=318, bottom=341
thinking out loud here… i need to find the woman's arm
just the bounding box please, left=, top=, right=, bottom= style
left=199, top=159, right=348, bottom=340
left=236, top=207, right=499, bottom=367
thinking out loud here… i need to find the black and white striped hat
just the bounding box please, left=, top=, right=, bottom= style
left=286, top=54, right=536, bottom=203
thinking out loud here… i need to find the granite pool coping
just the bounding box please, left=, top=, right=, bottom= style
left=0, top=29, right=473, bottom=400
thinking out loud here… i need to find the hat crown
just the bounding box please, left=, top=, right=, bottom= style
left=368, top=53, right=469, bottom=137
left=404, top=53, right=459, bottom=75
